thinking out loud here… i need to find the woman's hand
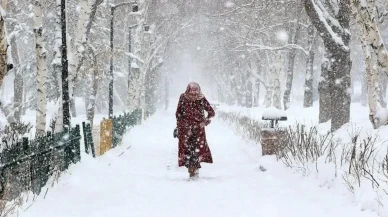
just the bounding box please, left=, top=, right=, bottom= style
left=200, top=119, right=211, bottom=128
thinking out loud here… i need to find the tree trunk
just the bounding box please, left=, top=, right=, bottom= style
left=265, top=67, right=274, bottom=108
left=34, top=0, right=48, bottom=136
left=304, top=0, right=351, bottom=132
left=1, top=0, right=7, bottom=10
left=139, top=28, right=152, bottom=120
left=352, top=0, right=388, bottom=127
left=330, top=50, right=351, bottom=131
left=86, top=47, right=98, bottom=126
left=127, top=23, right=132, bottom=108
left=304, top=52, right=314, bottom=108
left=273, top=61, right=282, bottom=110
left=380, top=73, right=387, bottom=108
left=68, top=0, right=89, bottom=118
left=53, top=0, right=63, bottom=133
left=283, top=8, right=302, bottom=110
left=352, top=0, right=388, bottom=76
left=241, top=64, right=249, bottom=107
left=54, top=64, right=63, bottom=133
left=303, top=25, right=315, bottom=108
left=10, top=35, right=23, bottom=123
left=246, top=78, right=253, bottom=108
left=0, top=14, right=8, bottom=87
left=249, top=53, right=259, bottom=107
left=255, top=76, right=261, bottom=107
left=78, top=0, right=103, bottom=72
left=61, top=0, right=70, bottom=128
left=361, top=72, right=367, bottom=106
left=365, top=45, right=381, bottom=127
left=283, top=50, right=296, bottom=110
left=319, top=53, right=331, bottom=123
left=128, top=11, right=144, bottom=113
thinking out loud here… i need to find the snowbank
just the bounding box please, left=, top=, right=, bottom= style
left=218, top=102, right=388, bottom=217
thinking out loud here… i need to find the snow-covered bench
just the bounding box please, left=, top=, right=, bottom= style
left=261, top=107, right=288, bottom=155
left=261, top=107, right=287, bottom=128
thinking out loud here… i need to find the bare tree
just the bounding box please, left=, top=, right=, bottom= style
left=283, top=3, right=303, bottom=110
left=304, top=0, right=352, bottom=132
left=0, top=6, right=8, bottom=86
left=352, top=0, right=388, bottom=128
left=34, top=0, right=48, bottom=136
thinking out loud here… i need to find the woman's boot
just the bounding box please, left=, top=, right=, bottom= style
left=188, top=167, right=195, bottom=178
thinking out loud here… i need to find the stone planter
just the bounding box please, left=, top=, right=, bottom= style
left=260, top=128, right=287, bottom=156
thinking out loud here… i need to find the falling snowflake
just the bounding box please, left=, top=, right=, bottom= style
left=224, top=1, right=235, bottom=8
left=276, top=30, right=288, bottom=42
left=335, top=79, right=342, bottom=85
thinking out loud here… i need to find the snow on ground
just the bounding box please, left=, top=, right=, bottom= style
left=218, top=101, right=388, bottom=216
left=12, top=107, right=380, bottom=217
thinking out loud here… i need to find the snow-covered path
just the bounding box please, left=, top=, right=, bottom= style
left=15, top=110, right=378, bottom=217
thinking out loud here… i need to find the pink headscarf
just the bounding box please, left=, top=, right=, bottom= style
left=184, top=82, right=204, bottom=101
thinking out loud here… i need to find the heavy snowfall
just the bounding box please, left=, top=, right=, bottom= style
left=0, top=0, right=387, bottom=217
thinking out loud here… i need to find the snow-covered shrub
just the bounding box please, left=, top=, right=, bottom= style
left=218, top=111, right=261, bottom=144
left=0, top=122, right=32, bottom=149
left=219, top=111, right=388, bottom=216
left=276, top=124, right=338, bottom=174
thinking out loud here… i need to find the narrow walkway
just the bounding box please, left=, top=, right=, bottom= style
left=15, top=109, right=377, bottom=217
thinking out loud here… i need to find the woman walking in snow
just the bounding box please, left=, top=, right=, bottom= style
left=175, top=82, right=215, bottom=178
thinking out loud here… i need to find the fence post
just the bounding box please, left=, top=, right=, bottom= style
left=38, top=132, right=52, bottom=192
left=22, top=137, right=29, bottom=154
left=74, top=125, right=81, bottom=163
left=100, top=119, right=113, bottom=155
left=87, top=123, right=96, bottom=158
left=82, top=122, right=89, bottom=154
left=64, top=126, right=71, bottom=170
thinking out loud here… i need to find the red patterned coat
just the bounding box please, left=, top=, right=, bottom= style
left=175, top=93, right=215, bottom=167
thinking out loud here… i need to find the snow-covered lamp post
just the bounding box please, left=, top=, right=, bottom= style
left=109, top=1, right=138, bottom=118
left=127, top=3, right=138, bottom=96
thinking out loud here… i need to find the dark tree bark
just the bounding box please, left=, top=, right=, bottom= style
left=319, top=52, right=331, bottom=123
left=61, top=0, right=70, bottom=128
left=303, top=25, right=316, bottom=108
left=304, top=0, right=352, bottom=132
left=109, top=7, right=114, bottom=118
